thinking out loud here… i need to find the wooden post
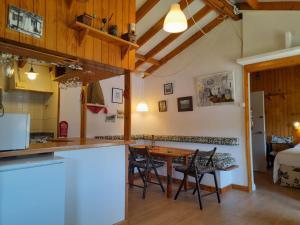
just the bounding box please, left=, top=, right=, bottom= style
left=124, top=70, right=131, bottom=141
left=80, top=83, right=88, bottom=139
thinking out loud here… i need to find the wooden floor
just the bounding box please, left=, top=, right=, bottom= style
left=128, top=172, right=300, bottom=225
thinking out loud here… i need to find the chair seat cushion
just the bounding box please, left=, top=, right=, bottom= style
left=130, top=160, right=165, bottom=169
left=174, top=165, right=216, bottom=174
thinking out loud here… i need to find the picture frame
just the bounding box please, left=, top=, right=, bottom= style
left=158, top=100, right=167, bottom=112
left=7, top=5, right=43, bottom=38
left=177, top=96, right=193, bottom=112
left=194, top=71, right=235, bottom=107
left=164, top=83, right=173, bottom=95
left=112, top=88, right=123, bottom=104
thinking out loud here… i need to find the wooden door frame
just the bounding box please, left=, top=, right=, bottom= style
left=243, top=54, right=300, bottom=192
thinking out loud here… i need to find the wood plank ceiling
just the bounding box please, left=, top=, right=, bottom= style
left=135, top=0, right=300, bottom=78
left=135, top=0, right=241, bottom=77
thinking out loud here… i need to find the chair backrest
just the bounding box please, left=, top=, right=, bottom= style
left=129, top=146, right=151, bottom=161
left=196, top=147, right=217, bottom=167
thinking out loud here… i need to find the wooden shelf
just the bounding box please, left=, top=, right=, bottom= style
left=71, top=21, right=139, bottom=58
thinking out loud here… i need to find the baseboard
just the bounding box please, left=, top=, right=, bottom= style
left=132, top=173, right=235, bottom=194
left=232, top=184, right=249, bottom=192
left=113, top=219, right=128, bottom=225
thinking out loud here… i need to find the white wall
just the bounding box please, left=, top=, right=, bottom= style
left=243, top=11, right=300, bottom=57
left=59, top=75, right=145, bottom=138
left=138, top=20, right=247, bottom=186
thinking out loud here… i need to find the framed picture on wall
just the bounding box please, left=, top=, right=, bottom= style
left=158, top=100, right=167, bottom=112
left=112, top=88, right=123, bottom=104
left=164, top=83, right=173, bottom=95
left=177, top=96, right=193, bottom=112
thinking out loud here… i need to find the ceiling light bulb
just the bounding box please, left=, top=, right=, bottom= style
left=26, top=66, right=38, bottom=80
left=136, top=102, right=149, bottom=112
left=293, top=121, right=300, bottom=130
left=163, top=3, right=187, bottom=33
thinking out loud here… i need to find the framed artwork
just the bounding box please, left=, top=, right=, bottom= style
left=112, top=88, right=123, bottom=104
left=177, top=96, right=193, bottom=112
left=195, top=71, right=235, bottom=107
left=164, top=83, right=173, bottom=95
left=7, top=5, right=43, bottom=38
left=158, top=100, right=167, bottom=112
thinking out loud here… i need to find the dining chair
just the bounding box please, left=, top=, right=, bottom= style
left=128, top=146, right=165, bottom=199
left=174, top=148, right=220, bottom=210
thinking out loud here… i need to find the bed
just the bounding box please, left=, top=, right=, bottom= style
left=273, top=145, right=300, bottom=188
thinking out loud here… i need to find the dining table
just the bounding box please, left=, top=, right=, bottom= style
left=132, top=145, right=194, bottom=198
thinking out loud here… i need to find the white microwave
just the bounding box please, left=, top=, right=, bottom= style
left=0, top=113, right=30, bottom=151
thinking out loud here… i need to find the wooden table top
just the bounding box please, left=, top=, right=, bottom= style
left=132, top=145, right=194, bottom=158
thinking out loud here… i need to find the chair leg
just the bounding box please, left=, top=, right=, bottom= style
left=212, top=171, right=221, bottom=203
left=142, top=168, right=149, bottom=199
left=153, top=167, right=165, bottom=193
left=192, top=174, right=204, bottom=195
left=174, top=173, right=187, bottom=200
left=195, top=175, right=203, bottom=210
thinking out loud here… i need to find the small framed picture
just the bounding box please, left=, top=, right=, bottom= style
left=112, top=88, right=123, bottom=104
left=164, top=83, right=173, bottom=95
left=177, top=96, right=193, bottom=112
left=158, top=100, right=167, bottom=112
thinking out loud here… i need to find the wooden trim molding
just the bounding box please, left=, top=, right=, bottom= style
left=124, top=70, right=131, bottom=141
left=242, top=53, right=300, bottom=192
left=238, top=2, right=300, bottom=10
left=136, top=0, right=160, bottom=23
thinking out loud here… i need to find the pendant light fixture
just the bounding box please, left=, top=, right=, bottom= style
left=136, top=75, right=149, bottom=112
left=25, top=63, right=38, bottom=80
left=163, top=3, right=187, bottom=33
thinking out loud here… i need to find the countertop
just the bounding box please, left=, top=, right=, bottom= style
left=0, top=138, right=133, bottom=159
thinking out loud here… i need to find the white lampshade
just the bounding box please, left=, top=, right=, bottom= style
left=25, top=65, right=38, bottom=80
left=136, top=102, right=149, bottom=112
left=293, top=121, right=300, bottom=130
left=163, top=3, right=187, bottom=33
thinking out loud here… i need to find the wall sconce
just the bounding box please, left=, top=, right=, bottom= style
left=136, top=102, right=149, bottom=112
left=293, top=121, right=300, bottom=130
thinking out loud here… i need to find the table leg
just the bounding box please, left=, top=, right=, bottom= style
left=184, top=156, right=189, bottom=191
left=166, top=157, right=173, bottom=198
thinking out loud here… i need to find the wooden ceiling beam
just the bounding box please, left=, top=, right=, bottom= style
left=135, top=53, right=160, bottom=66
left=136, top=0, right=160, bottom=23
left=144, top=15, right=226, bottom=77
left=237, top=2, right=300, bottom=10
left=203, top=0, right=241, bottom=20
left=246, top=0, right=258, bottom=9
left=136, top=5, right=212, bottom=69
left=137, top=0, right=193, bottom=47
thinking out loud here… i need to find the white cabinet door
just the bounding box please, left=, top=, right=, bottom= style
left=0, top=161, right=65, bottom=225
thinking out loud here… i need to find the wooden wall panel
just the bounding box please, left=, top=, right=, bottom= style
left=76, top=0, right=86, bottom=58
left=57, top=0, right=67, bottom=54
left=0, top=0, right=6, bottom=38
left=121, top=0, right=129, bottom=69
left=101, top=0, right=109, bottom=65
left=66, top=0, right=77, bottom=56
left=115, top=0, right=123, bottom=68
left=251, top=66, right=300, bottom=140
left=84, top=0, right=94, bottom=60
left=19, top=0, right=33, bottom=45
left=0, top=0, right=136, bottom=71
left=5, top=0, right=20, bottom=41
left=128, top=0, right=136, bottom=70
left=33, top=0, right=46, bottom=48
left=108, top=0, right=116, bottom=66
left=93, top=0, right=102, bottom=62
left=45, top=0, right=57, bottom=51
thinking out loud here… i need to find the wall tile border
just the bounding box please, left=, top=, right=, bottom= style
left=95, top=134, right=239, bottom=146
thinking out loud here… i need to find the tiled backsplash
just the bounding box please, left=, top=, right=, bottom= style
left=1, top=65, right=58, bottom=137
